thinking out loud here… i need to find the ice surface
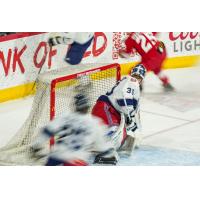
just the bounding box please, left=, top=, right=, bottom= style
left=0, top=66, right=200, bottom=165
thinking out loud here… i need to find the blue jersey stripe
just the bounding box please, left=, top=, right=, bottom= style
left=117, top=98, right=138, bottom=109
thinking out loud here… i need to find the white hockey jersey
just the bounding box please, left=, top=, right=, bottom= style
left=34, top=112, right=112, bottom=164
left=58, top=32, right=94, bottom=45
left=69, top=32, right=94, bottom=44
left=106, top=76, right=140, bottom=116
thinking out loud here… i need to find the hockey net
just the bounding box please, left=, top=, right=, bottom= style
left=0, top=63, right=121, bottom=165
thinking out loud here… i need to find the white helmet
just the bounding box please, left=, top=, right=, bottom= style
left=130, top=64, right=146, bottom=80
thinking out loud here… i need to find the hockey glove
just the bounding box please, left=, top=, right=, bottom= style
left=48, top=36, right=63, bottom=46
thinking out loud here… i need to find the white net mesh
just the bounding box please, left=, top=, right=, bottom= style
left=0, top=63, right=120, bottom=165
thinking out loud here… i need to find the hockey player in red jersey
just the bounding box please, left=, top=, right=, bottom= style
left=92, top=64, right=146, bottom=164
left=119, top=32, right=174, bottom=91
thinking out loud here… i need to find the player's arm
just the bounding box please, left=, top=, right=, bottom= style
left=118, top=32, right=136, bottom=58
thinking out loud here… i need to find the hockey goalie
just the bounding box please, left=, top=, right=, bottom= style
left=30, top=64, right=146, bottom=165
left=92, top=64, right=146, bottom=164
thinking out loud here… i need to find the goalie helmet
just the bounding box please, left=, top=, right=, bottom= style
left=130, top=64, right=146, bottom=80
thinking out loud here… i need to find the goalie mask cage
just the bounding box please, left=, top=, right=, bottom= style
left=0, top=63, right=121, bottom=165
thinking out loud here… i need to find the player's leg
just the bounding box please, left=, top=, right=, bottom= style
left=155, top=48, right=174, bottom=91
left=92, top=97, right=127, bottom=147
left=118, top=111, right=142, bottom=156
left=143, top=53, right=174, bottom=91
left=65, top=37, right=94, bottom=65
left=155, top=70, right=174, bottom=91
left=92, top=99, right=127, bottom=164
left=92, top=97, right=121, bottom=127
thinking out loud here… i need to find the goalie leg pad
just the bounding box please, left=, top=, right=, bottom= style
left=118, top=135, right=136, bottom=156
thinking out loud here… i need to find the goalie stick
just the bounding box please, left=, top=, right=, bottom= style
left=30, top=65, right=44, bottom=93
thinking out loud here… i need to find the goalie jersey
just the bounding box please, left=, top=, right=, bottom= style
left=91, top=75, right=141, bottom=151
left=106, top=76, right=140, bottom=116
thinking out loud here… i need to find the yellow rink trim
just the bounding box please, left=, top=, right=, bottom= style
left=0, top=55, right=199, bottom=103
left=120, top=55, right=200, bottom=76
left=51, top=68, right=117, bottom=90
left=0, top=83, right=36, bottom=103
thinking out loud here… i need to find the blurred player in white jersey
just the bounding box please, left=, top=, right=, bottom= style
left=48, top=32, right=94, bottom=65
left=30, top=88, right=117, bottom=166
left=92, top=64, right=146, bottom=164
